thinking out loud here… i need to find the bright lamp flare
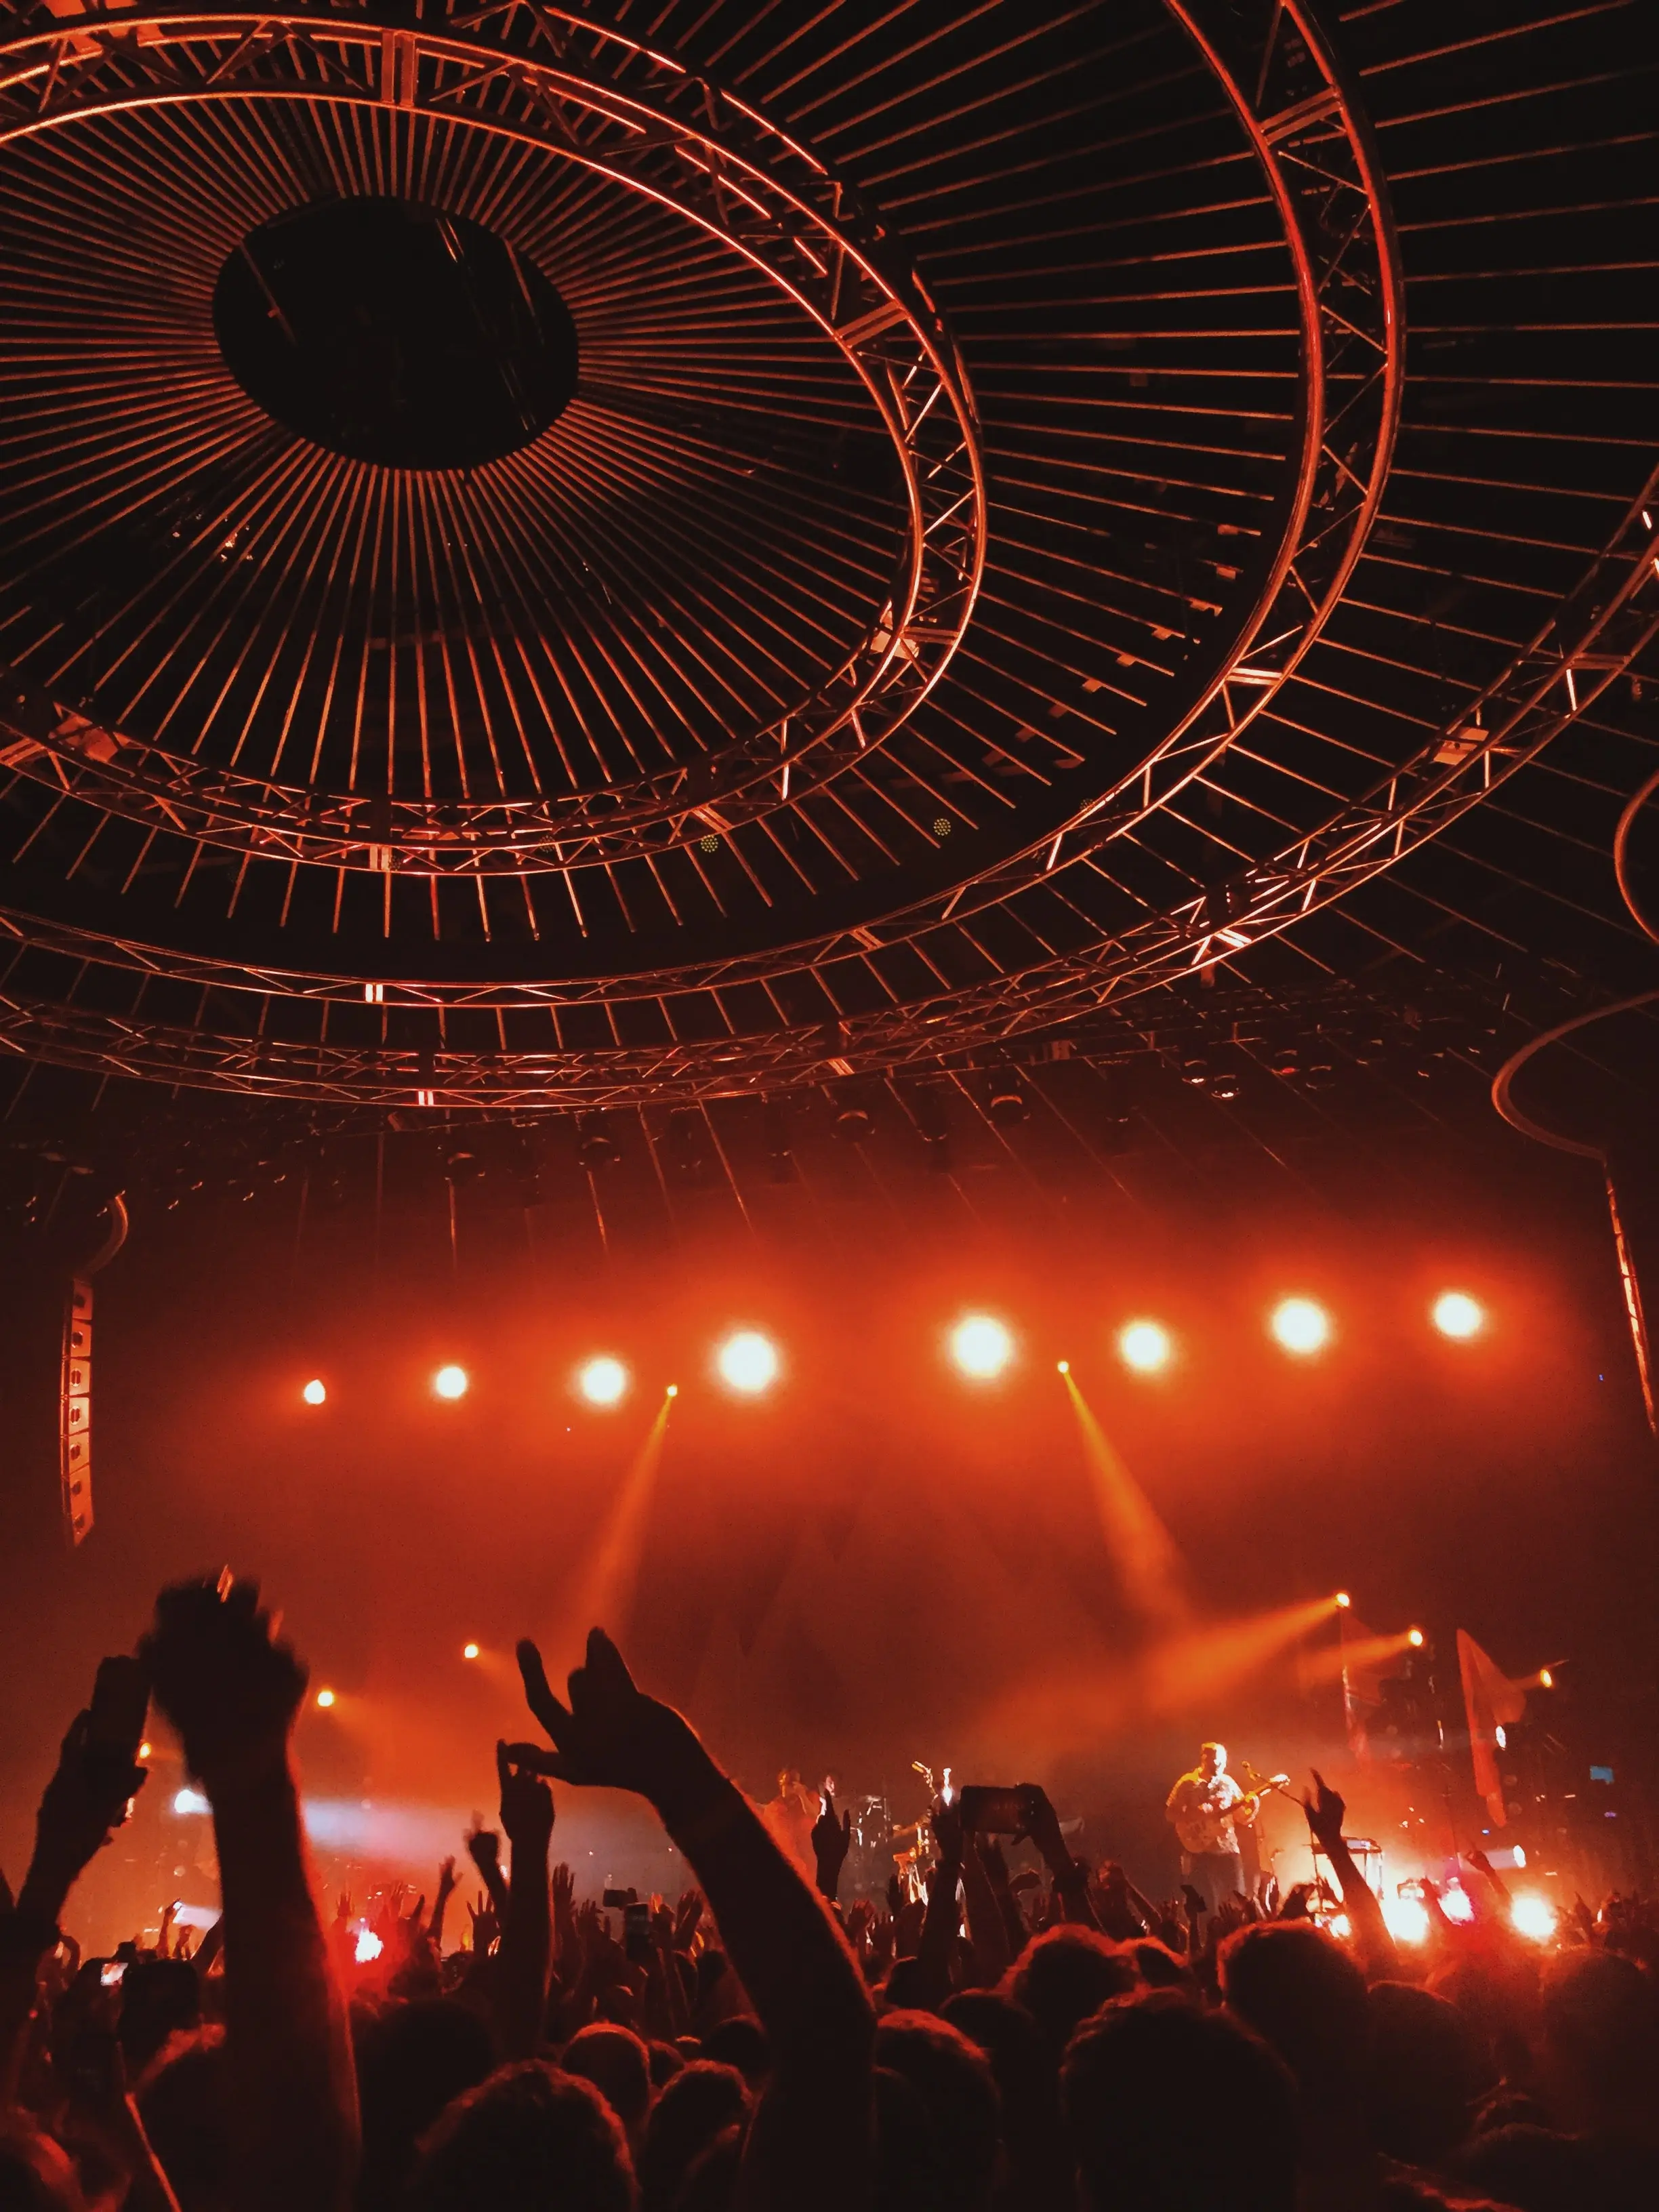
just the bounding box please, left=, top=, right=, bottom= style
left=577, top=1355, right=629, bottom=1408
left=1384, top=1895, right=1431, bottom=1946
left=302, top=1377, right=327, bottom=1406
left=1538, top=1667, right=1553, bottom=1689
left=1433, top=1290, right=1485, bottom=1340
left=433, top=1364, right=469, bottom=1400
left=717, top=1330, right=779, bottom=1395
left=354, top=1929, right=383, bottom=1964
left=1408, top=1627, right=1425, bottom=1648
left=315, top=1688, right=335, bottom=1709
left=1511, top=1893, right=1557, bottom=1942
left=462, top=1643, right=480, bottom=1661
left=1336, top=1591, right=1352, bottom=1609
left=951, top=1314, right=1013, bottom=1380
left=1441, top=1884, right=1475, bottom=1925
left=1118, top=1319, right=1172, bottom=1374
left=1270, top=1296, right=1330, bottom=1355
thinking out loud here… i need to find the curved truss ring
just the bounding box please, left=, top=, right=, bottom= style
left=0, top=3, right=985, bottom=871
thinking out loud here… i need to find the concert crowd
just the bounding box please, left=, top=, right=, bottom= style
left=2, top=1578, right=1655, bottom=2212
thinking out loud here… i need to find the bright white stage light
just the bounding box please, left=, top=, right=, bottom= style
left=717, top=1330, right=779, bottom=1395
left=1433, top=1290, right=1485, bottom=1340
left=315, top=1688, right=336, bottom=1710
left=433, top=1364, right=469, bottom=1400
left=1118, top=1319, right=1172, bottom=1374
left=1511, top=1893, right=1557, bottom=1942
left=1270, top=1296, right=1330, bottom=1355
left=172, top=1787, right=209, bottom=1817
left=950, top=1313, right=1013, bottom=1380
left=462, top=1642, right=480, bottom=1661
left=302, top=1377, right=327, bottom=1406
left=577, top=1355, right=629, bottom=1408
left=354, top=1928, right=384, bottom=1964
left=1440, top=1883, right=1475, bottom=1925
left=1336, top=1591, right=1352, bottom=1610
left=1384, top=1894, right=1431, bottom=1945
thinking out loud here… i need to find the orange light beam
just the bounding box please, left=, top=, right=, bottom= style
left=1296, top=1627, right=1417, bottom=1688
left=550, top=1391, right=675, bottom=1674
left=1062, top=1368, right=1190, bottom=1629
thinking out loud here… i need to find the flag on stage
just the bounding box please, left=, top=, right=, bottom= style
left=1457, top=1629, right=1528, bottom=1826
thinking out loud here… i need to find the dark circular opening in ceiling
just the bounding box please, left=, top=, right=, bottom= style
left=212, top=196, right=579, bottom=470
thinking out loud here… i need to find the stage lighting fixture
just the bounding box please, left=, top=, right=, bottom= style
left=1057, top=1359, right=1070, bottom=1374
left=434, top=1364, right=469, bottom=1399
left=315, top=1687, right=336, bottom=1709
left=717, top=1330, right=779, bottom=1395
left=577, top=1355, right=629, bottom=1408
left=950, top=1313, right=1013, bottom=1380
left=1441, top=1884, right=1475, bottom=1925
left=1511, top=1893, right=1557, bottom=1942
left=138, top=1742, right=152, bottom=1761
left=1384, top=1894, right=1430, bottom=1946
left=1539, top=1667, right=1553, bottom=1689
left=355, top=1929, right=384, bottom=1964
left=1408, top=1627, right=1425, bottom=1648
left=1270, top=1296, right=1330, bottom=1355
left=1433, top=1290, right=1485, bottom=1340
left=302, top=1377, right=327, bottom=1406
left=173, top=1787, right=209, bottom=1817
left=1118, top=1319, right=1172, bottom=1374
left=462, top=1643, right=480, bottom=1661
left=1336, top=1592, right=1351, bottom=1609
left=665, top=1384, right=679, bottom=1398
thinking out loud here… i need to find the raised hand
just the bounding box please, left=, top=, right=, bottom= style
left=1301, top=1769, right=1346, bottom=1854
left=28, top=1705, right=148, bottom=1897
left=930, top=1796, right=964, bottom=1872
left=495, top=1741, right=555, bottom=1854
left=510, top=1629, right=705, bottom=1809
left=466, top=1891, right=499, bottom=1955
left=140, top=1577, right=306, bottom=1790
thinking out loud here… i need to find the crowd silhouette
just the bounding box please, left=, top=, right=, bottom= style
left=2, top=1575, right=1655, bottom=2211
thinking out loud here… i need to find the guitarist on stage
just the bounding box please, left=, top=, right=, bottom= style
left=1165, top=1740, right=1258, bottom=1912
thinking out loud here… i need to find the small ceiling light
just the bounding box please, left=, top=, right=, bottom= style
left=1270, top=1296, right=1330, bottom=1355
left=577, top=1355, right=629, bottom=1408
left=316, top=1687, right=336, bottom=1708
left=1057, top=1359, right=1070, bottom=1374
left=434, top=1364, right=469, bottom=1399
left=1433, top=1290, right=1485, bottom=1340
left=462, top=1643, right=480, bottom=1661
left=950, top=1314, right=1013, bottom=1380
left=1118, top=1319, right=1173, bottom=1374
left=1408, top=1628, right=1425, bottom=1648
left=716, top=1331, right=779, bottom=1395
left=302, top=1378, right=327, bottom=1406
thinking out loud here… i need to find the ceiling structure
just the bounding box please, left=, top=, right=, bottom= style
left=0, top=0, right=1652, bottom=1134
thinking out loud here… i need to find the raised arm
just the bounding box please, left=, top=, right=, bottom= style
left=493, top=1742, right=554, bottom=2060
left=142, top=1577, right=358, bottom=2212
left=1303, top=1770, right=1395, bottom=1978
left=511, top=1629, right=873, bottom=2212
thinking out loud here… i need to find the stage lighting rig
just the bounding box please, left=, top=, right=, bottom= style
left=716, top=1331, right=779, bottom=1397
left=1118, top=1319, right=1173, bottom=1374
left=1433, top=1290, right=1485, bottom=1340
left=951, top=1314, right=1013, bottom=1380
left=433, top=1365, right=470, bottom=1400
left=1271, top=1298, right=1331, bottom=1355
left=577, top=1355, right=629, bottom=1408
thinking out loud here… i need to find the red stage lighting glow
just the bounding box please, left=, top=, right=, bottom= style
left=1270, top=1296, right=1330, bottom=1355
left=1118, top=1319, right=1172, bottom=1374
left=576, top=1355, right=629, bottom=1408
left=302, top=1378, right=327, bottom=1406
left=433, top=1364, right=469, bottom=1400
left=1433, top=1290, right=1485, bottom=1340
left=950, top=1313, right=1013, bottom=1380
left=716, top=1330, right=779, bottom=1396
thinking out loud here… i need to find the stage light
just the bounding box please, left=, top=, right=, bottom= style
left=1118, top=1319, right=1172, bottom=1374
left=1270, top=1296, right=1330, bottom=1355
left=665, top=1384, right=679, bottom=1398
left=1056, top=1358, right=1070, bottom=1374
left=172, top=1787, right=209, bottom=1817
left=138, top=1741, right=152, bottom=1760
left=355, top=1928, right=383, bottom=1964
left=462, top=1643, right=480, bottom=1661
left=434, top=1364, right=469, bottom=1400
left=1538, top=1667, right=1553, bottom=1689
left=1511, top=1893, right=1557, bottom=1942
left=951, top=1313, right=1013, bottom=1380
left=577, top=1355, right=628, bottom=1408
left=716, top=1330, right=779, bottom=1395
left=1441, top=1884, right=1475, bottom=1925
left=316, top=1687, right=336, bottom=1709
left=1433, top=1290, right=1485, bottom=1340
left=1408, top=1627, right=1425, bottom=1648
left=1385, top=1894, right=1430, bottom=1946
left=302, top=1378, right=327, bottom=1406
left=1336, top=1592, right=1352, bottom=1610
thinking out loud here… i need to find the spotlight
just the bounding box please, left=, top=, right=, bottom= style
left=577, top=1355, right=629, bottom=1408
left=716, top=1330, right=779, bottom=1395
left=665, top=1384, right=679, bottom=1399
left=1336, top=1592, right=1351, bottom=1610
left=1057, top=1359, right=1070, bottom=1374
left=462, top=1643, right=480, bottom=1661
left=1440, top=1883, right=1475, bottom=1925
left=1118, top=1319, right=1172, bottom=1374
left=950, top=1313, right=1013, bottom=1380
left=138, top=1741, right=152, bottom=1761
left=1408, top=1627, right=1425, bottom=1648
left=1384, top=1894, right=1430, bottom=1946
left=1511, top=1893, right=1557, bottom=1942
left=1433, top=1290, right=1485, bottom=1340
left=1538, top=1667, right=1554, bottom=1689
left=173, top=1787, right=209, bottom=1817
left=316, top=1687, right=336, bottom=1709
left=433, top=1364, right=469, bottom=1400
left=355, top=1928, right=384, bottom=1965
left=1270, top=1296, right=1330, bottom=1355
left=302, top=1378, right=327, bottom=1406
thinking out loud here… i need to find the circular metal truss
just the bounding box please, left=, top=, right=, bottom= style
left=0, top=2, right=984, bottom=866
left=3, top=0, right=1641, bottom=1110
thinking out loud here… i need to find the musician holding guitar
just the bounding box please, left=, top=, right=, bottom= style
left=1165, top=1742, right=1289, bottom=1911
